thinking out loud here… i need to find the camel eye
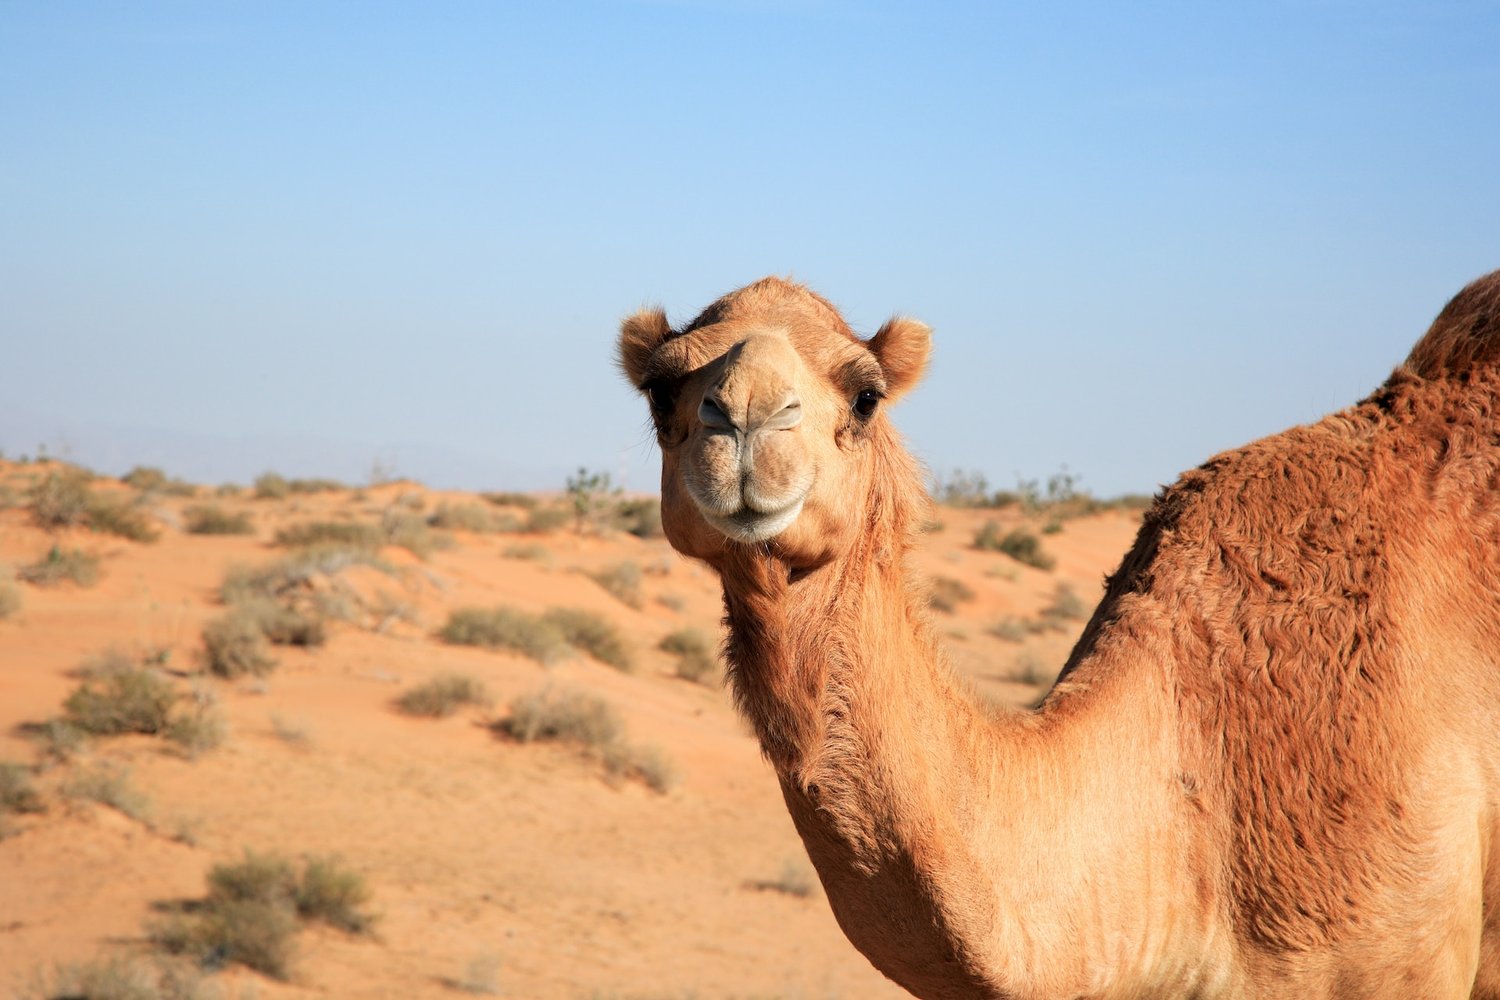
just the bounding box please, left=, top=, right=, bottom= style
left=644, top=381, right=675, bottom=416
left=852, top=389, right=881, bottom=419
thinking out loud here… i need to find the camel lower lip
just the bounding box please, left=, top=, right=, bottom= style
left=708, top=499, right=804, bottom=543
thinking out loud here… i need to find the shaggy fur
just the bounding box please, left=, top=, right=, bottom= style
left=619, top=271, right=1500, bottom=999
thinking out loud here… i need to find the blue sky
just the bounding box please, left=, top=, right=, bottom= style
left=3, top=1, right=1497, bottom=497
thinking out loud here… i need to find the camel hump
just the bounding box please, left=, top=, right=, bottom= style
left=1401, top=268, right=1500, bottom=379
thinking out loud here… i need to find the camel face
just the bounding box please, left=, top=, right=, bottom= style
left=618, top=277, right=930, bottom=566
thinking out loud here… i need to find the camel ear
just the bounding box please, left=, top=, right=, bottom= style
left=618, top=307, right=673, bottom=387
left=869, top=316, right=931, bottom=402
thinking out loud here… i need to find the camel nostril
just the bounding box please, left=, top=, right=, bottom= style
left=761, top=395, right=803, bottom=431
left=698, top=394, right=734, bottom=430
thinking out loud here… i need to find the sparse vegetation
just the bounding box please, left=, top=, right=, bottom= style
left=28, top=468, right=92, bottom=528
left=253, top=472, right=290, bottom=499
left=543, top=608, right=634, bottom=671
left=481, top=490, right=538, bottom=510
left=201, top=609, right=277, bottom=678
left=566, top=467, right=617, bottom=533
left=0, top=761, right=44, bottom=818
left=603, top=741, right=679, bottom=793
left=749, top=856, right=818, bottom=898
left=65, top=764, right=152, bottom=821
left=927, top=575, right=976, bottom=613
left=81, top=493, right=160, bottom=542
left=274, top=519, right=382, bottom=549
left=155, top=851, right=374, bottom=979
left=1008, top=650, right=1051, bottom=686
left=396, top=674, right=492, bottom=717
left=659, top=628, right=718, bottom=684
left=501, top=542, right=550, bottom=561
left=122, top=465, right=168, bottom=491
left=430, top=502, right=509, bottom=533
left=22, top=954, right=209, bottom=1000
left=498, top=687, right=674, bottom=793
left=18, top=545, right=101, bottom=587
left=987, top=616, right=1032, bottom=643
left=439, top=606, right=570, bottom=664
left=523, top=504, right=570, bottom=534
left=381, top=508, right=450, bottom=558
left=1040, top=582, right=1090, bottom=623
left=183, top=504, right=254, bottom=535
left=974, top=522, right=1055, bottom=571
left=611, top=497, right=664, bottom=538
left=586, top=561, right=643, bottom=608
left=164, top=686, right=227, bottom=758
left=63, top=656, right=176, bottom=735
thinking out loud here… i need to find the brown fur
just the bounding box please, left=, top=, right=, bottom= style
left=619, top=271, right=1500, bottom=998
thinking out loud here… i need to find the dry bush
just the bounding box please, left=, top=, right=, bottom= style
left=381, top=508, right=451, bottom=558
left=201, top=610, right=277, bottom=678
left=0, top=761, right=44, bottom=818
left=927, top=575, right=976, bottom=613
left=64, top=657, right=176, bottom=735
left=522, top=505, right=570, bottom=533
left=235, top=598, right=327, bottom=647
left=183, top=504, right=254, bottom=535
left=288, top=477, right=345, bottom=494
left=396, top=674, right=492, bottom=718
left=586, top=561, right=642, bottom=608
left=497, top=688, right=621, bottom=748
left=603, top=742, right=679, bottom=793
left=165, top=686, right=227, bottom=759
left=1040, top=582, right=1090, bottom=623
left=0, top=577, right=21, bottom=619
left=429, top=502, right=508, bottom=533
left=65, top=765, right=152, bottom=821
left=122, top=465, right=168, bottom=491
left=749, top=857, right=818, bottom=898
left=987, top=616, right=1033, bottom=643
left=542, top=608, right=634, bottom=672
left=32, top=718, right=86, bottom=763
left=220, top=544, right=388, bottom=605
left=611, top=497, right=664, bottom=538
left=295, top=855, right=375, bottom=933
left=253, top=472, right=290, bottom=499
left=481, top=491, right=538, bottom=510
left=1008, top=650, right=1051, bottom=686
left=28, top=468, right=92, bottom=528
left=18, top=546, right=101, bottom=587
left=659, top=628, right=718, bottom=684
left=23, top=954, right=210, bottom=1000
left=82, top=493, right=160, bottom=542
left=973, top=522, right=1055, bottom=571
left=439, top=607, right=569, bottom=664
left=655, top=592, right=686, bottom=613
left=274, top=520, right=382, bottom=549
left=501, top=542, right=550, bottom=561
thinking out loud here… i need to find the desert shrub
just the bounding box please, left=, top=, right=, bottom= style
left=237, top=598, right=327, bottom=647
left=29, top=469, right=93, bottom=528
left=429, top=502, right=505, bottom=533
left=165, top=686, right=227, bottom=758
left=750, top=857, right=818, bottom=898
left=439, top=606, right=569, bottom=664
left=542, top=608, right=633, bottom=671
left=288, top=477, right=344, bottom=494
left=274, top=520, right=382, bottom=549
left=1040, top=583, right=1090, bottom=624
left=987, top=616, right=1033, bottom=643
left=498, top=688, right=621, bottom=748
left=157, top=898, right=298, bottom=980
left=396, top=674, right=492, bottom=717
left=1041, top=519, right=1063, bottom=535
left=25, top=954, right=210, bottom=1000
left=381, top=508, right=450, bottom=558
left=122, top=465, right=168, bottom=491
left=0, top=761, right=44, bottom=816
left=481, top=491, right=538, bottom=510
left=603, top=742, right=678, bottom=793
left=201, top=610, right=277, bottom=678
left=655, top=592, right=686, bottom=613
left=295, top=855, right=374, bottom=933
left=501, top=542, right=550, bottom=561
left=586, top=561, right=642, bottom=608
left=659, top=628, right=718, bottom=684
left=220, top=544, right=387, bottom=606
left=931, top=468, right=998, bottom=508
left=253, top=472, right=290, bottom=499
left=927, top=576, right=976, bottom=613
left=32, top=718, right=87, bottom=762
left=65, top=765, right=151, bottom=821
left=84, top=494, right=160, bottom=542
left=64, top=660, right=176, bottom=735
left=523, top=505, right=570, bottom=533
left=1008, top=650, right=1050, bottom=686
left=0, top=578, right=21, bottom=619
left=566, top=467, right=617, bottom=533
left=209, top=850, right=298, bottom=906
left=973, top=522, right=1055, bottom=571
left=611, top=497, right=664, bottom=538
left=19, top=546, right=101, bottom=587
left=183, top=504, right=254, bottom=535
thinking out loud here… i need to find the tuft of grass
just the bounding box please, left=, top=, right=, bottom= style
left=455, top=953, right=503, bottom=995
left=659, top=628, right=718, bottom=684
left=295, top=855, right=375, bottom=933
left=927, top=575, right=976, bottom=613
left=1008, top=650, right=1051, bottom=686
left=65, top=765, right=152, bottom=821
left=183, top=504, right=254, bottom=535
left=122, top=465, right=168, bottom=491
left=201, top=609, right=277, bottom=678
left=603, top=742, right=679, bottom=793
left=396, top=674, right=492, bottom=718
left=288, top=477, right=345, bottom=494
left=542, top=608, right=634, bottom=672
left=429, top=502, right=507, bottom=533
left=522, top=505, right=570, bottom=533
left=655, top=592, right=686, bottom=613
left=32, top=718, right=87, bottom=762
left=987, top=616, right=1033, bottom=643
left=0, top=577, right=21, bottom=619
left=18, top=545, right=101, bottom=587
left=439, top=606, right=569, bottom=664
left=497, top=688, right=621, bottom=748
left=25, top=954, right=210, bottom=1000
left=586, top=561, right=642, bottom=608
left=973, top=522, right=1055, bottom=571
left=274, top=520, right=382, bottom=549
left=220, top=544, right=389, bottom=606
left=165, top=686, right=227, bottom=759
left=481, top=491, right=537, bottom=510
left=83, top=493, right=160, bottom=542
left=1040, top=582, right=1090, bottom=623
left=381, top=508, right=450, bottom=558
left=253, top=472, right=290, bottom=499
left=0, top=761, right=45, bottom=817
left=64, top=658, right=176, bottom=735
left=611, top=497, right=663, bottom=538
left=501, top=542, right=550, bottom=561
left=749, top=857, right=818, bottom=898
left=28, top=468, right=93, bottom=528
left=235, top=598, right=327, bottom=647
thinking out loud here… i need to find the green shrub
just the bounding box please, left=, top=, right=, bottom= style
left=973, top=522, right=1055, bottom=570
left=64, top=660, right=176, bottom=735
left=396, top=674, right=492, bottom=717
left=19, top=546, right=101, bottom=587
left=927, top=576, right=976, bottom=613
left=184, top=504, right=254, bottom=535
left=201, top=610, right=277, bottom=678
left=0, top=761, right=44, bottom=816
left=586, top=561, right=642, bottom=608
left=439, top=607, right=569, bottom=664
left=542, top=608, right=634, bottom=671
left=659, top=628, right=718, bottom=684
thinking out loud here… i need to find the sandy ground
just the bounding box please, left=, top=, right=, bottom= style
left=0, top=462, right=1143, bottom=999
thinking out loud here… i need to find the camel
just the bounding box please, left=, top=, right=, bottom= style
left=616, top=270, right=1500, bottom=999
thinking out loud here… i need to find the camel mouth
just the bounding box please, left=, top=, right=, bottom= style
left=703, top=497, right=806, bottom=543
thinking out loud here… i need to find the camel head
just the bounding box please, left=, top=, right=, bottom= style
left=618, top=277, right=931, bottom=569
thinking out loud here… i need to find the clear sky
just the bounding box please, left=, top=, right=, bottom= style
left=3, top=1, right=1497, bottom=498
